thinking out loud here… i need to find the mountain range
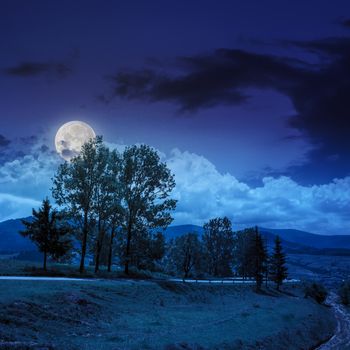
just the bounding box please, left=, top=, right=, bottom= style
left=1, top=218, right=350, bottom=256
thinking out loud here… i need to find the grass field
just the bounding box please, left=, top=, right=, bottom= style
left=0, top=277, right=335, bottom=350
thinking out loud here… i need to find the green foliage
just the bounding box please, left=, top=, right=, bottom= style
left=202, top=217, right=234, bottom=277
left=52, top=136, right=109, bottom=273
left=117, top=227, right=166, bottom=271
left=52, top=139, right=176, bottom=275
left=121, top=144, right=176, bottom=274
left=91, top=147, right=123, bottom=273
left=339, top=281, right=350, bottom=305
left=250, top=227, right=268, bottom=291
left=235, top=227, right=268, bottom=290
left=303, top=282, right=328, bottom=304
left=234, top=228, right=256, bottom=278
left=269, top=236, right=288, bottom=290
left=167, top=232, right=203, bottom=278
left=20, top=198, right=71, bottom=270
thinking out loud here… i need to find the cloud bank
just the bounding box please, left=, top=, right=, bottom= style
left=0, top=136, right=348, bottom=234
left=167, top=149, right=350, bottom=234
left=0, top=135, right=60, bottom=221
left=103, top=38, right=350, bottom=182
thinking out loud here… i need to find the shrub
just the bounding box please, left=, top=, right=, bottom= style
left=303, top=282, right=328, bottom=304
left=339, top=281, right=350, bottom=305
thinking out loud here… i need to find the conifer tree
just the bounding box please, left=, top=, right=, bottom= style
left=21, top=198, right=71, bottom=270
left=270, top=236, right=288, bottom=290
left=250, top=227, right=267, bottom=291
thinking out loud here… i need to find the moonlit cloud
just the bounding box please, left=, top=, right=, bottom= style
left=0, top=193, right=40, bottom=222
left=167, top=149, right=350, bottom=234
left=0, top=136, right=349, bottom=234
left=0, top=136, right=61, bottom=221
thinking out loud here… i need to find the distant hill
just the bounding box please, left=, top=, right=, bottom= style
left=162, top=225, right=350, bottom=256
left=260, top=227, right=350, bottom=249
left=161, top=224, right=204, bottom=240
left=0, top=217, right=35, bottom=252
left=2, top=216, right=350, bottom=257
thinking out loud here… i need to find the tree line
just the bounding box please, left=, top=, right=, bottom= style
left=22, top=137, right=176, bottom=274
left=167, top=218, right=287, bottom=291
left=21, top=137, right=287, bottom=290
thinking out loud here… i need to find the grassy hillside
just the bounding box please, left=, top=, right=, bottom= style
left=0, top=279, right=335, bottom=350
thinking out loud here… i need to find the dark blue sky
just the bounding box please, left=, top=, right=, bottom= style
left=0, top=0, right=350, bottom=233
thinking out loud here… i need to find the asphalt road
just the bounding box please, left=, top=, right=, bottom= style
left=0, top=276, right=300, bottom=284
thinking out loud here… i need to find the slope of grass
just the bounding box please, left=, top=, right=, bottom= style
left=0, top=279, right=335, bottom=350
left=0, top=258, right=169, bottom=280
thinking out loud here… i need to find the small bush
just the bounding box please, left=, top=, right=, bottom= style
left=339, top=281, right=350, bottom=305
left=303, top=282, right=328, bottom=304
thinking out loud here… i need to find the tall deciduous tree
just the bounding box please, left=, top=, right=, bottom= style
left=234, top=228, right=255, bottom=279
left=106, top=150, right=124, bottom=272
left=21, top=198, right=71, bottom=270
left=169, top=232, right=203, bottom=279
left=92, top=146, right=120, bottom=273
left=269, top=236, right=288, bottom=290
left=52, top=137, right=104, bottom=273
left=203, top=217, right=234, bottom=277
left=121, top=145, right=176, bottom=274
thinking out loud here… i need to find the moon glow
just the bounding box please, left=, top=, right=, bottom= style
left=55, top=121, right=96, bottom=161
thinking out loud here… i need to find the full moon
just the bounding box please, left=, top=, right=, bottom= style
left=55, top=121, right=96, bottom=161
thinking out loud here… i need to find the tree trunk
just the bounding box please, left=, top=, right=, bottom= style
left=94, top=219, right=103, bottom=273
left=79, top=212, right=88, bottom=274
left=95, top=229, right=106, bottom=273
left=95, top=241, right=101, bottom=273
left=107, top=227, right=115, bottom=272
left=43, top=251, right=47, bottom=271
left=124, top=217, right=132, bottom=275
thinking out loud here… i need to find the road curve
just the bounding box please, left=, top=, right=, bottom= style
left=0, top=276, right=92, bottom=281
left=317, top=292, right=350, bottom=350
left=0, top=276, right=300, bottom=284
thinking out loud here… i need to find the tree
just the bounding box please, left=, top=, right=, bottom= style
left=92, top=147, right=121, bottom=273
left=151, top=232, right=166, bottom=262
left=234, top=228, right=255, bottom=279
left=169, top=232, right=203, bottom=279
left=203, top=217, right=234, bottom=277
left=116, top=220, right=167, bottom=271
left=106, top=150, right=124, bottom=272
left=269, top=236, right=288, bottom=290
left=121, top=145, right=176, bottom=274
left=250, top=227, right=267, bottom=291
left=52, top=137, right=105, bottom=273
left=21, top=198, right=71, bottom=270
left=304, top=282, right=327, bottom=304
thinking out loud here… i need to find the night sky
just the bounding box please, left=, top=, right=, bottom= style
left=1, top=0, right=350, bottom=234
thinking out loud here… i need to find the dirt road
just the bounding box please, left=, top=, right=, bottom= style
left=317, top=292, right=350, bottom=350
